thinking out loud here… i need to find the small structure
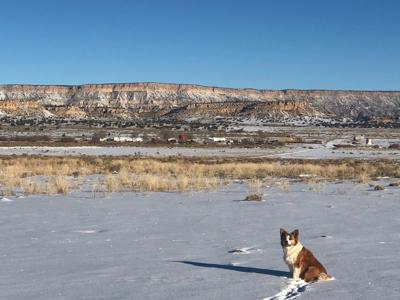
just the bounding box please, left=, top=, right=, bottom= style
left=133, top=137, right=144, bottom=142
left=209, top=137, right=227, bottom=143
left=114, top=136, right=134, bottom=142
left=366, top=138, right=373, bottom=145
left=100, top=136, right=143, bottom=143
left=178, top=134, right=189, bottom=143
left=353, top=135, right=366, bottom=144
left=167, top=137, right=178, bottom=143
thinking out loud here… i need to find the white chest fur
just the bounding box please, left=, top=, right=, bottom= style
left=283, top=243, right=303, bottom=269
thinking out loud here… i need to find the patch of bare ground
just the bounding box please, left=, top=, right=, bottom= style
left=0, top=155, right=399, bottom=195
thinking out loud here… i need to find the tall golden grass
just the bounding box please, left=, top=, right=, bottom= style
left=105, top=172, right=219, bottom=193
left=0, top=155, right=399, bottom=196
left=247, top=178, right=263, bottom=195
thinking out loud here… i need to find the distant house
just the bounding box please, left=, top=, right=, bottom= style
left=100, top=136, right=143, bottom=142
left=167, top=137, right=178, bottom=143
left=209, top=137, right=227, bottom=143
left=178, top=134, right=189, bottom=143
left=353, top=135, right=366, bottom=144
left=353, top=135, right=373, bottom=146
left=114, top=136, right=134, bottom=142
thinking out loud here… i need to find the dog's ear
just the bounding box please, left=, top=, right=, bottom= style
left=280, top=228, right=287, bottom=235
left=292, top=229, right=299, bottom=238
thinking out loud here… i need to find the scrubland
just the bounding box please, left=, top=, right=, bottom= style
left=0, top=155, right=399, bottom=196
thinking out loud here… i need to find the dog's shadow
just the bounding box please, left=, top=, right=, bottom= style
left=174, top=260, right=290, bottom=277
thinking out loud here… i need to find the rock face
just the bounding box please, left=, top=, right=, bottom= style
left=0, top=83, right=399, bottom=124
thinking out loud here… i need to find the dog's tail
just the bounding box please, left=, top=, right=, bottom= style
left=319, top=272, right=334, bottom=281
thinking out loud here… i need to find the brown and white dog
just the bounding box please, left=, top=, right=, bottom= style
left=280, top=228, right=332, bottom=282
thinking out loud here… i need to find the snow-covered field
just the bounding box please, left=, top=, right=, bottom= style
left=1, top=181, right=399, bottom=300
left=0, top=144, right=399, bottom=159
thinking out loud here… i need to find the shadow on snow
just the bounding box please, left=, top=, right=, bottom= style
left=175, top=260, right=290, bottom=277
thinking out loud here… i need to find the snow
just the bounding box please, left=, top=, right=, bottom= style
left=1, top=181, right=399, bottom=299
left=263, top=279, right=310, bottom=300
left=0, top=197, right=13, bottom=202
left=74, top=230, right=98, bottom=234
left=326, top=138, right=400, bottom=149
left=0, top=145, right=399, bottom=159
left=42, top=109, right=55, bottom=118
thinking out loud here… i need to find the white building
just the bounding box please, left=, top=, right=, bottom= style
left=353, top=135, right=365, bottom=143
left=113, top=136, right=134, bottom=142
left=209, top=137, right=227, bottom=143
left=167, top=137, right=178, bottom=143
left=133, top=137, right=144, bottom=142
left=100, top=136, right=143, bottom=142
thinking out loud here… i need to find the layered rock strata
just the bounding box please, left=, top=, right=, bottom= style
left=0, top=83, right=399, bottom=123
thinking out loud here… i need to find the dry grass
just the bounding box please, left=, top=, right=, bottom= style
left=21, top=178, right=46, bottom=195
left=247, top=178, right=263, bottom=195
left=19, top=177, right=70, bottom=195
left=308, top=181, right=326, bottom=193
left=104, top=173, right=219, bottom=193
left=278, top=179, right=290, bottom=192
left=356, top=172, right=371, bottom=184
left=0, top=155, right=399, bottom=196
left=244, top=178, right=263, bottom=201
left=48, top=177, right=70, bottom=195
left=105, top=174, right=120, bottom=193
left=1, top=156, right=400, bottom=179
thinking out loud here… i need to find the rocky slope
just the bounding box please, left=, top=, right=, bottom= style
left=0, top=83, right=399, bottom=124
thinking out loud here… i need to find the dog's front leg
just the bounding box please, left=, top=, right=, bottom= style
left=288, top=264, right=293, bottom=274
left=292, top=267, right=301, bottom=281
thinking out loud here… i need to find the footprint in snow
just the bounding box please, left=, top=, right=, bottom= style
left=75, top=230, right=97, bottom=234
left=228, top=247, right=259, bottom=255
left=264, top=276, right=335, bottom=300
left=74, top=229, right=108, bottom=234
left=310, top=235, right=332, bottom=240
left=1, top=197, right=13, bottom=202
left=263, top=279, right=310, bottom=300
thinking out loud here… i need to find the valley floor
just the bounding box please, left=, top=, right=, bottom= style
left=0, top=143, right=400, bottom=159
left=1, top=181, right=399, bottom=299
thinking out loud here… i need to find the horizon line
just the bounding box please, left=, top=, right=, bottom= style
left=0, top=81, right=399, bottom=93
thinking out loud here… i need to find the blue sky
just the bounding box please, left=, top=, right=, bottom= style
left=0, top=0, right=399, bottom=90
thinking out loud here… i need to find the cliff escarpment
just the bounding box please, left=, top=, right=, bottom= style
left=0, top=83, right=399, bottom=124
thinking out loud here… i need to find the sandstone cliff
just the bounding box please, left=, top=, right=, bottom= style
left=0, top=83, right=399, bottom=124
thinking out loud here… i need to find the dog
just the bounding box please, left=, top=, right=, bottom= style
left=280, top=228, right=332, bottom=282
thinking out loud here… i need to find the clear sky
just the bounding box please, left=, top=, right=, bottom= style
left=0, top=0, right=399, bottom=90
